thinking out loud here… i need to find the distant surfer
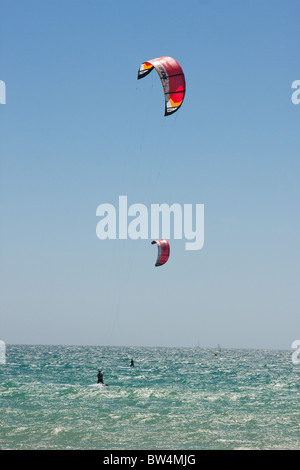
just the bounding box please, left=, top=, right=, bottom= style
left=97, top=369, right=104, bottom=384
left=130, top=358, right=134, bottom=368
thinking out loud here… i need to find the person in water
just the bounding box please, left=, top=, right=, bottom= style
left=130, top=358, right=134, bottom=367
left=97, top=369, right=104, bottom=384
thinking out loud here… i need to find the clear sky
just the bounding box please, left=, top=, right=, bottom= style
left=1, top=0, right=299, bottom=349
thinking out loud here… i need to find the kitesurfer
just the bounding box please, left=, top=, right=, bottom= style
left=97, top=369, right=104, bottom=384
left=130, top=358, right=134, bottom=367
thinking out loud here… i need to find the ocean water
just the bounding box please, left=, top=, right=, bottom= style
left=0, top=345, right=299, bottom=450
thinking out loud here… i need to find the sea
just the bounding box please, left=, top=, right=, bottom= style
left=0, top=345, right=299, bottom=452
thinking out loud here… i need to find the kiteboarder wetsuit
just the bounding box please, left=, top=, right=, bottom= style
left=130, top=359, right=134, bottom=367
left=97, top=370, right=104, bottom=384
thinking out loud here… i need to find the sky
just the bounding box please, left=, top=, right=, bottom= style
left=0, top=0, right=299, bottom=349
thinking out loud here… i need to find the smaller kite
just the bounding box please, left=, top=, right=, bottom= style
left=138, top=56, right=185, bottom=116
left=151, top=239, right=170, bottom=267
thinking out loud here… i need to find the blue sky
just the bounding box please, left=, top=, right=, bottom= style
left=0, top=0, right=299, bottom=349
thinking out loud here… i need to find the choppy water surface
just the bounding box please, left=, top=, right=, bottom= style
left=0, top=345, right=299, bottom=449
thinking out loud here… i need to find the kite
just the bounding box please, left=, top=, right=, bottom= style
left=151, top=239, right=170, bottom=267
left=138, top=56, right=185, bottom=116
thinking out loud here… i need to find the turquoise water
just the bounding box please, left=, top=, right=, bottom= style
left=0, top=345, right=299, bottom=450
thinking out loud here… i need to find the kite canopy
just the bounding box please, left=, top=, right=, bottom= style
left=151, top=239, right=170, bottom=267
left=138, top=56, right=185, bottom=116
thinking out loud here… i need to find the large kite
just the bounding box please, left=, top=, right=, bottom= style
left=138, top=56, right=185, bottom=116
left=151, top=239, right=170, bottom=267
